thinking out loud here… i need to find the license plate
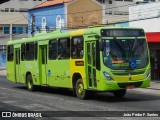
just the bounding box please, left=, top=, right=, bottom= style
left=127, top=85, right=135, bottom=89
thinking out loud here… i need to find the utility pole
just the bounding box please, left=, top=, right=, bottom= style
left=31, top=14, right=35, bottom=37
left=9, top=24, right=12, bottom=41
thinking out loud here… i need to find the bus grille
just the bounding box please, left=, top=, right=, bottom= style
left=112, top=71, right=145, bottom=76
left=117, top=81, right=143, bottom=88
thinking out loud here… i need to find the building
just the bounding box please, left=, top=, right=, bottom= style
left=104, top=0, right=131, bottom=24
left=28, top=0, right=105, bottom=36
left=0, top=0, right=47, bottom=68
left=67, top=0, right=105, bottom=28
left=0, top=0, right=47, bottom=45
left=129, top=2, right=160, bottom=80
left=97, top=0, right=159, bottom=25
left=28, top=0, right=73, bottom=37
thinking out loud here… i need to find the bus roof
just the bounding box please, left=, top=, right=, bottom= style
left=7, top=26, right=143, bottom=45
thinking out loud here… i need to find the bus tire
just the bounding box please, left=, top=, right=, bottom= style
left=113, top=89, right=126, bottom=97
left=76, top=79, right=87, bottom=100
left=27, top=74, right=34, bottom=91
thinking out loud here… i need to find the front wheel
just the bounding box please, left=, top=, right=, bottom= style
left=76, top=79, right=87, bottom=100
left=113, top=89, right=126, bottom=97
left=27, top=74, right=35, bottom=91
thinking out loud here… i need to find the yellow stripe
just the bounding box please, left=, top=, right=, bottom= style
left=70, top=59, right=86, bottom=88
left=70, top=29, right=85, bottom=37
left=114, top=75, right=144, bottom=82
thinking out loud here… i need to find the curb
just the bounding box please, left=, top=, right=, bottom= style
left=0, top=75, right=6, bottom=77
left=146, top=88, right=160, bottom=90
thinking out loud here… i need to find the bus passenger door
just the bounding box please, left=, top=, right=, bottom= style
left=86, top=41, right=97, bottom=89
left=39, top=45, right=48, bottom=85
left=15, top=49, right=20, bottom=83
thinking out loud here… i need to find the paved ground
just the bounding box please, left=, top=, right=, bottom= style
left=0, top=69, right=6, bottom=76
left=1, top=69, right=160, bottom=90
left=1, top=70, right=160, bottom=119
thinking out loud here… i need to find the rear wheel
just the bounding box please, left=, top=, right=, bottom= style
left=113, top=89, right=126, bottom=97
left=76, top=79, right=87, bottom=100
left=27, top=74, right=34, bottom=91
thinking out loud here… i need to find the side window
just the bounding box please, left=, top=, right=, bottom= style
left=7, top=45, right=14, bottom=61
left=58, top=38, right=70, bottom=59
left=49, top=40, right=57, bottom=60
left=92, top=43, right=96, bottom=67
left=71, top=36, right=84, bottom=59
left=21, top=43, right=25, bottom=61
left=26, top=42, right=34, bottom=60
left=35, top=42, right=37, bottom=60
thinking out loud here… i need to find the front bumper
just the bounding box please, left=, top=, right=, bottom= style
left=98, top=78, right=150, bottom=91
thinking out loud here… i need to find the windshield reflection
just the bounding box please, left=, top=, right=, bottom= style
left=103, top=39, right=148, bottom=70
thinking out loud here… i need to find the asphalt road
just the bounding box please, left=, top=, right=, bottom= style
left=0, top=76, right=160, bottom=120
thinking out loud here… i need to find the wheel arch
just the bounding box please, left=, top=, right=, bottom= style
left=72, top=73, right=82, bottom=89
left=25, top=71, right=32, bottom=84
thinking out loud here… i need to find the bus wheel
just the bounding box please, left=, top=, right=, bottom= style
left=27, top=74, right=34, bottom=91
left=76, top=79, right=87, bottom=100
left=113, top=89, right=126, bottom=97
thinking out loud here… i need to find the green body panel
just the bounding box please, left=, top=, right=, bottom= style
left=7, top=62, right=15, bottom=82
left=48, top=60, right=71, bottom=88
left=22, top=61, right=39, bottom=85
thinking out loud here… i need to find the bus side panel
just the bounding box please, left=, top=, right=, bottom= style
left=23, top=61, right=40, bottom=85
left=48, top=60, right=71, bottom=88
left=7, top=61, right=15, bottom=82
left=48, top=59, right=72, bottom=88
left=19, top=61, right=26, bottom=84
left=33, top=61, right=40, bottom=86
left=48, top=60, right=59, bottom=87
left=70, top=59, right=86, bottom=89
left=30, top=61, right=39, bottom=85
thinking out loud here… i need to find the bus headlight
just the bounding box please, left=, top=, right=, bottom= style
left=103, top=72, right=113, bottom=81
left=145, top=70, right=151, bottom=79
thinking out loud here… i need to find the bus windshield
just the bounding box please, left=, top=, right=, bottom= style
left=103, top=39, right=148, bottom=70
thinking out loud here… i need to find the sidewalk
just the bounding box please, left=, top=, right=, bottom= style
left=0, top=69, right=6, bottom=76
left=0, top=69, right=159, bottom=90
left=148, top=81, right=160, bottom=90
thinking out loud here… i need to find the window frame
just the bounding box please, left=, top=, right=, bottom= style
left=49, top=39, right=57, bottom=60
left=58, top=38, right=70, bottom=60
left=7, top=45, right=14, bottom=61
left=10, top=8, right=14, bottom=12
left=34, top=42, right=38, bottom=60
left=71, top=36, right=84, bottom=59
left=21, top=43, right=25, bottom=61
left=25, top=42, right=35, bottom=61
left=4, top=27, right=9, bottom=34
left=5, top=8, right=9, bottom=12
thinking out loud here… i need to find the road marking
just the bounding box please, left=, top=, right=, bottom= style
left=21, top=104, right=54, bottom=111
left=2, top=101, right=16, bottom=104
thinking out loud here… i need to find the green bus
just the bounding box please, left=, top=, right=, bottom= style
left=7, top=26, right=151, bottom=99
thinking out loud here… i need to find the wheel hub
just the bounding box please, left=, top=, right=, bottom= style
left=78, top=84, right=84, bottom=95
